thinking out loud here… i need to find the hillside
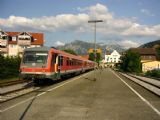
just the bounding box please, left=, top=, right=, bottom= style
left=56, top=40, right=125, bottom=55
left=139, top=39, right=160, bottom=48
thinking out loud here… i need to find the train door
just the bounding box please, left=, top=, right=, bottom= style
left=55, top=54, right=61, bottom=79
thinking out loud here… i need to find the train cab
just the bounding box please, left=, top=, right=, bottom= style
left=20, top=47, right=60, bottom=82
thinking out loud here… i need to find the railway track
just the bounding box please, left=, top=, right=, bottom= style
left=0, top=79, right=41, bottom=103
left=0, top=86, right=40, bottom=103
left=0, top=79, right=31, bottom=87
left=0, top=73, right=84, bottom=103
left=119, top=72, right=160, bottom=96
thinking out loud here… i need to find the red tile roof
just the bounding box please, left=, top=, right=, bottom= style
left=129, top=48, right=157, bottom=55
left=30, top=33, right=44, bottom=45
left=6, top=32, right=44, bottom=45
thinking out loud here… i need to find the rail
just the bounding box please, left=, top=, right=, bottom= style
left=0, top=81, right=40, bottom=103
left=0, top=79, right=30, bottom=87
left=119, top=72, right=160, bottom=96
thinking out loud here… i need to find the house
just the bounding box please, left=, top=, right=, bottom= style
left=142, top=61, right=160, bottom=72
left=129, top=48, right=157, bottom=62
left=0, top=30, right=44, bottom=56
left=105, top=50, right=121, bottom=63
left=104, top=50, right=121, bottom=67
left=129, top=48, right=159, bottom=72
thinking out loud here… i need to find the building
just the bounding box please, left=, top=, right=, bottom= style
left=104, top=50, right=121, bottom=67
left=142, top=61, right=160, bottom=72
left=129, top=48, right=157, bottom=62
left=0, top=30, right=44, bottom=56
left=105, top=50, right=121, bottom=63
left=128, top=48, right=159, bottom=72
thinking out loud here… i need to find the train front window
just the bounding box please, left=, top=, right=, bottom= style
left=23, top=52, right=48, bottom=64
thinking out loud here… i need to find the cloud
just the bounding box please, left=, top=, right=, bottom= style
left=119, top=40, right=140, bottom=49
left=0, top=3, right=113, bottom=32
left=122, top=23, right=160, bottom=37
left=55, top=41, right=65, bottom=46
left=0, top=14, right=90, bottom=32
left=140, top=9, right=155, bottom=16
left=82, top=3, right=113, bottom=20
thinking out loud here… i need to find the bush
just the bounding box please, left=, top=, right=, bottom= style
left=146, top=69, right=160, bottom=78
left=0, top=55, right=21, bottom=80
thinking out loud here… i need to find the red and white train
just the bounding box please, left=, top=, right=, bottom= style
left=20, top=46, right=95, bottom=84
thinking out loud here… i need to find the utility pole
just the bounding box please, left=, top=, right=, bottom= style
left=88, top=20, right=103, bottom=81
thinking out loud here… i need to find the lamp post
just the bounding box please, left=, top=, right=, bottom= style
left=88, top=20, right=103, bottom=81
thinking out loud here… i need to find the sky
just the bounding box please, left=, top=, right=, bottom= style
left=0, top=0, right=160, bottom=48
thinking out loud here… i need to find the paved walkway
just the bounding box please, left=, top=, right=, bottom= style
left=1, top=68, right=160, bottom=120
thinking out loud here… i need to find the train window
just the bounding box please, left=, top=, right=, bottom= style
left=73, top=59, right=76, bottom=66
left=67, top=59, right=69, bottom=66
left=23, top=52, right=48, bottom=64
left=60, top=56, right=63, bottom=66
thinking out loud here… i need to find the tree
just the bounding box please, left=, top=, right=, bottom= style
left=89, top=53, right=94, bottom=61
left=89, top=50, right=102, bottom=62
left=156, top=47, right=160, bottom=60
left=96, top=52, right=102, bottom=63
left=120, top=50, right=141, bottom=73
left=63, top=49, right=77, bottom=55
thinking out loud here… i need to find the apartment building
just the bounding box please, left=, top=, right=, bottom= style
left=0, top=30, right=44, bottom=56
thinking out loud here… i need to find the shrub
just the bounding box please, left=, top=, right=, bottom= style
left=146, top=69, right=160, bottom=78
left=0, top=55, right=21, bottom=80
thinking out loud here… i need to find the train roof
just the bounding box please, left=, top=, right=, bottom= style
left=52, top=48, right=86, bottom=61
left=24, top=46, right=50, bottom=52
left=24, top=46, right=94, bottom=62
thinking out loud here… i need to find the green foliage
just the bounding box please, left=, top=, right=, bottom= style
left=156, top=47, right=160, bottom=60
left=89, top=53, right=94, bottom=61
left=146, top=69, right=160, bottom=78
left=120, top=50, right=142, bottom=73
left=63, top=49, right=77, bottom=55
left=0, top=55, right=21, bottom=80
left=89, top=52, right=102, bottom=62
left=96, top=52, right=102, bottom=63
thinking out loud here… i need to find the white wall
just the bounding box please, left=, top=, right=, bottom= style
left=104, top=50, right=121, bottom=63
left=8, top=44, right=42, bottom=56
left=8, top=44, right=18, bottom=56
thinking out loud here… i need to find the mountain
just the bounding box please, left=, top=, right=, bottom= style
left=139, top=39, right=160, bottom=48
left=56, top=40, right=125, bottom=55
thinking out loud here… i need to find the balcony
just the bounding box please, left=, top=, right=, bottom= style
left=0, top=47, right=8, bottom=53
left=0, top=39, right=8, bottom=46
left=18, top=40, right=31, bottom=45
left=18, top=37, right=31, bottom=45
